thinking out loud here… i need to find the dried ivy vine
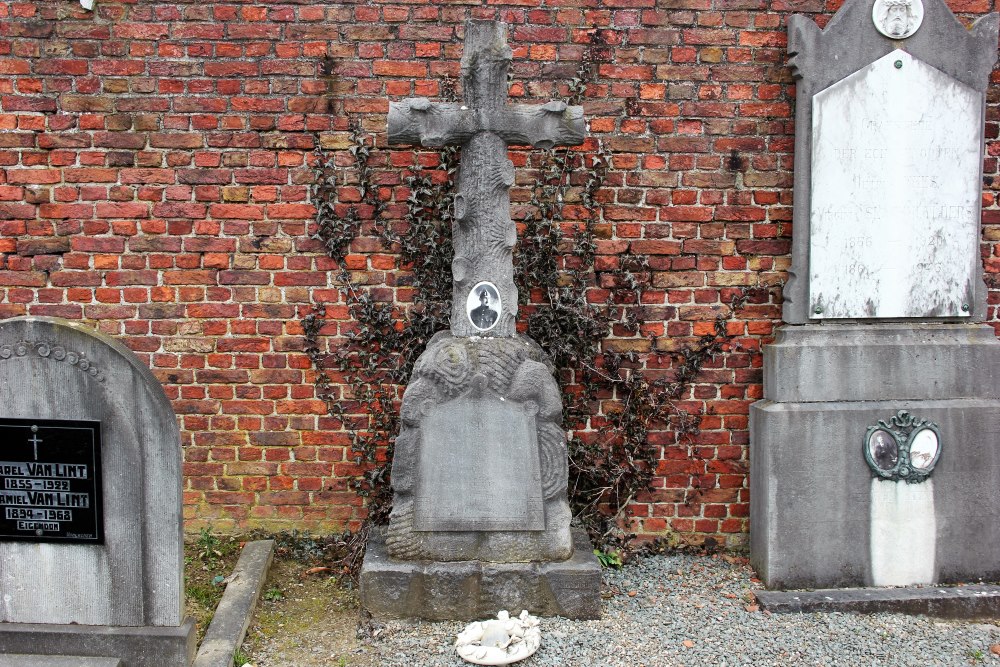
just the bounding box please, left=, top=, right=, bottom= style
left=303, top=36, right=764, bottom=567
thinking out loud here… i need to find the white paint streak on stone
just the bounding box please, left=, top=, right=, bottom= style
left=80, top=0, right=94, bottom=10
left=869, top=478, right=936, bottom=586
left=810, top=50, right=981, bottom=319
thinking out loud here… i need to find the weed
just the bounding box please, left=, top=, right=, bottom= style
left=594, top=549, right=623, bottom=569
left=233, top=647, right=251, bottom=666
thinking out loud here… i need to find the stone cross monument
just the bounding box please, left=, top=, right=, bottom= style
left=360, top=19, right=601, bottom=621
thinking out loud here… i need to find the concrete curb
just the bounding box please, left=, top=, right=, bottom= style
left=192, top=540, right=275, bottom=667
left=756, top=584, right=1000, bottom=619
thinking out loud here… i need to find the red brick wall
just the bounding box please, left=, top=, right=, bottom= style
left=1, top=0, right=998, bottom=546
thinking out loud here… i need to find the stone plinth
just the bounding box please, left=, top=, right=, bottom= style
left=360, top=528, right=601, bottom=620
left=750, top=325, right=1000, bottom=589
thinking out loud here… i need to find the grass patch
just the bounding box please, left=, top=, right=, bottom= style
left=184, top=529, right=245, bottom=643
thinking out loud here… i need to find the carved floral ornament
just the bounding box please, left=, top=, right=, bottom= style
left=0, top=340, right=106, bottom=383
left=863, top=410, right=941, bottom=483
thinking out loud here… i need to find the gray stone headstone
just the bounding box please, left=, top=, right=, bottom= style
left=0, top=317, right=194, bottom=666
left=750, top=0, right=1000, bottom=592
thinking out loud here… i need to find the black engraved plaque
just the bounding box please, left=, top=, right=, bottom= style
left=0, top=417, right=103, bottom=543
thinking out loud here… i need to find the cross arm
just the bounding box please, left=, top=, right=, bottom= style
left=388, top=98, right=586, bottom=149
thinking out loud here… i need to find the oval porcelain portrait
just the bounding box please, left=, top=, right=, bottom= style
left=868, top=429, right=898, bottom=471
left=467, top=281, right=500, bottom=332
left=908, top=428, right=939, bottom=470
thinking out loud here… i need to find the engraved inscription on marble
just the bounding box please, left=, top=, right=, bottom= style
left=414, top=395, right=544, bottom=532
left=810, top=50, right=981, bottom=319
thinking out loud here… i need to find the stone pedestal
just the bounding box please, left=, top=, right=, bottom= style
left=750, top=324, right=1000, bottom=589
left=360, top=528, right=601, bottom=620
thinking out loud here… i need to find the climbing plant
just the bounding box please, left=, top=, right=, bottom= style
left=303, top=35, right=770, bottom=568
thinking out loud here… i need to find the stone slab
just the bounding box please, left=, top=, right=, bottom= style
left=782, top=0, right=998, bottom=323
left=0, top=658, right=122, bottom=667
left=360, top=527, right=601, bottom=620
left=763, top=324, right=1000, bottom=403
left=0, top=317, right=183, bottom=627
left=192, top=540, right=274, bottom=667
left=387, top=333, right=572, bottom=563
left=750, top=398, right=1000, bottom=590
left=415, top=395, right=543, bottom=532
left=756, top=584, right=1000, bottom=619
left=809, top=50, right=981, bottom=319
left=0, top=618, right=196, bottom=667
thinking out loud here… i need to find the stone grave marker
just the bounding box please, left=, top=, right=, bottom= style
left=750, top=0, right=1000, bottom=589
left=0, top=317, right=194, bottom=666
left=360, top=19, right=601, bottom=620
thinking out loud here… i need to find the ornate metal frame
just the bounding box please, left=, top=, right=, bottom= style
left=863, top=410, right=942, bottom=483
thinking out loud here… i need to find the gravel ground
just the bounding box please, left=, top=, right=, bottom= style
left=359, top=552, right=1000, bottom=667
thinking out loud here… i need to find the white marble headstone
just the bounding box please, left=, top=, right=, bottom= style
left=809, top=50, right=982, bottom=319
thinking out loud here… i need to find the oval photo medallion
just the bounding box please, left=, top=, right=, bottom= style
left=467, top=281, right=501, bottom=332
left=908, top=428, right=939, bottom=470
left=868, top=429, right=898, bottom=471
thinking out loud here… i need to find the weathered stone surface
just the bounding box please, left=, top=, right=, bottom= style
left=191, top=540, right=275, bottom=667
left=415, top=395, right=544, bottom=532
left=387, top=332, right=571, bottom=562
left=763, top=324, right=1000, bottom=403
left=750, top=0, right=1000, bottom=595
left=0, top=620, right=196, bottom=667
left=0, top=656, right=122, bottom=667
left=782, top=0, right=998, bottom=323
left=366, top=19, right=599, bottom=621
left=0, top=317, right=183, bottom=627
left=361, top=528, right=601, bottom=621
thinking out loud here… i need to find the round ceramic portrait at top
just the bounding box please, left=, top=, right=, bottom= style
left=872, top=0, right=923, bottom=39
left=467, top=281, right=501, bottom=332
left=868, top=428, right=898, bottom=471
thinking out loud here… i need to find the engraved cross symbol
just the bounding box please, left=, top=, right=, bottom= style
left=28, top=425, right=41, bottom=461
left=388, top=20, right=586, bottom=338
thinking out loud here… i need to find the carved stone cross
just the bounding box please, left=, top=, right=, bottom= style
left=388, top=19, right=586, bottom=337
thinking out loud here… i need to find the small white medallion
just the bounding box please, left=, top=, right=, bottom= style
left=872, top=0, right=924, bottom=39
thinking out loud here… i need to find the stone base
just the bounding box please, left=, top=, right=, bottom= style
left=756, top=584, right=1000, bottom=619
left=0, top=658, right=122, bottom=667
left=750, top=324, right=1000, bottom=590
left=360, top=527, right=601, bottom=620
left=0, top=618, right=196, bottom=667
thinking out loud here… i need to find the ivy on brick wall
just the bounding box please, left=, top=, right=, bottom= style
left=304, top=35, right=771, bottom=564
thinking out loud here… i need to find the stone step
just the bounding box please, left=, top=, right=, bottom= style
left=756, top=584, right=1000, bottom=619
left=0, top=657, right=122, bottom=667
